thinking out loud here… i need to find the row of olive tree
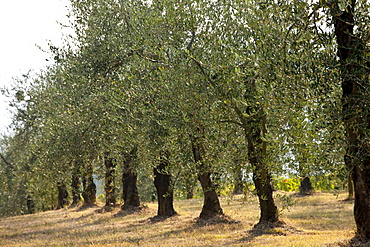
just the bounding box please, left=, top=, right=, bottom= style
left=1, top=0, right=369, bottom=241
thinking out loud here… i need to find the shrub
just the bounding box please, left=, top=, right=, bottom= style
left=274, top=177, right=300, bottom=192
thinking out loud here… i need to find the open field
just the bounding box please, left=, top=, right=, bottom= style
left=0, top=191, right=358, bottom=246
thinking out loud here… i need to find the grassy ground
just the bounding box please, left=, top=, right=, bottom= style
left=0, top=191, right=357, bottom=246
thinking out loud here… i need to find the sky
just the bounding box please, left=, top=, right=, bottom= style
left=0, top=0, right=70, bottom=134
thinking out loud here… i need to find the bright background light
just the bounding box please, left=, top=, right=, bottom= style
left=0, top=0, right=70, bottom=134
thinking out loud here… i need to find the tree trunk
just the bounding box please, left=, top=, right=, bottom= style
left=121, top=147, right=140, bottom=209
left=197, top=172, right=223, bottom=218
left=353, top=164, right=370, bottom=239
left=347, top=172, right=354, bottom=200
left=244, top=80, right=279, bottom=225
left=299, top=177, right=314, bottom=195
left=104, top=152, right=117, bottom=207
left=26, top=194, right=35, bottom=214
left=191, top=128, right=223, bottom=219
left=251, top=161, right=278, bottom=224
left=71, top=159, right=81, bottom=206
left=186, top=190, right=194, bottom=200
left=153, top=151, right=177, bottom=217
left=332, top=2, right=370, bottom=239
left=233, top=165, right=244, bottom=195
left=71, top=174, right=80, bottom=206
left=57, top=182, right=69, bottom=209
left=82, top=163, right=96, bottom=206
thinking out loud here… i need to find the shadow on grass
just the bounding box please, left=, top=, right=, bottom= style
left=238, top=221, right=304, bottom=244
left=147, top=214, right=179, bottom=223
left=75, top=204, right=100, bottom=212
left=95, top=204, right=121, bottom=213
left=146, top=212, right=240, bottom=226
left=327, top=237, right=370, bottom=247
left=144, top=214, right=243, bottom=243
left=1, top=204, right=243, bottom=246
left=113, top=205, right=149, bottom=218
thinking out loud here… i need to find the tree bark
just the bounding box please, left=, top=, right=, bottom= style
left=71, top=159, right=81, bottom=206
left=197, top=172, right=223, bottom=218
left=82, top=163, right=96, bottom=206
left=71, top=173, right=80, bottom=206
left=26, top=194, right=35, bottom=214
left=299, top=177, right=314, bottom=195
left=104, top=152, right=117, bottom=207
left=186, top=190, right=194, bottom=200
left=251, top=157, right=278, bottom=224
left=233, top=165, right=244, bottom=195
left=347, top=172, right=354, bottom=200
left=121, top=147, right=140, bottom=209
left=57, top=182, right=69, bottom=209
left=191, top=128, right=223, bottom=219
left=332, top=1, right=370, bottom=239
left=153, top=150, right=177, bottom=217
left=243, top=79, right=278, bottom=225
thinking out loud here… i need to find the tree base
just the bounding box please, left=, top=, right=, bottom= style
left=82, top=202, right=97, bottom=208
left=76, top=204, right=99, bottom=212
left=96, top=204, right=120, bottom=213
left=121, top=204, right=146, bottom=211
left=249, top=220, right=301, bottom=237
left=330, top=237, right=370, bottom=247
left=254, top=220, right=285, bottom=229
left=297, top=191, right=315, bottom=197
left=69, top=201, right=83, bottom=208
left=114, top=205, right=148, bottom=217
left=149, top=213, right=179, bottom=223
left=196, top=214, right=239, bottom=226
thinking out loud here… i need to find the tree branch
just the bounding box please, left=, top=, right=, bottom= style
left=186, top=30, right=196, bottom=51
left=0, top=153, right=14, bottom=169
left=187, top=52, right=250, bottom=129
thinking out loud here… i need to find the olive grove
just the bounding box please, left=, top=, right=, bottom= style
left=1, top=0, right=369, bottom=242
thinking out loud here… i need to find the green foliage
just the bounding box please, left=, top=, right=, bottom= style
left=276, top=193, right=298, bottom=216
left=274, top=177, right=300, bottom=192
left=0, top=0, right=365, bottom=219
left=274, top=175, right=344, bottom=193
left=311, top=175, right=343, bottom=191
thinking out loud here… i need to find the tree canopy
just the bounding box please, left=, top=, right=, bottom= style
left=1, top=0, right=370, bottom=241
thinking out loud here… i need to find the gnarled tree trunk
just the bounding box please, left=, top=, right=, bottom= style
left=186, top=189, right=194, bottom=200
left=185, top=178, right=195, bottom=199
left=332, top=1, right=370, bottom=239
left=57, top=182, right=69, bottom=209
left=82, top=163, right=96, bottom=206
left=191, top=127, right=223, bottom=219
left=244, top=79, right=278, bottom=225
left=26, top=194, right=35, bottom=214
left=71, top=159, right=81, bottom=206
left=122, top=147, right=140, bottom=209
left=104, top=152, right=117, bottom=207
left=251, top=155, right=278, bottom=224
left=233, top=165, right=244, bottom=195
left=154, top=151, right=177, bottom=217
left=71, top=174, right=80, bottom=206
left=299, top=177, right=314, bottom=195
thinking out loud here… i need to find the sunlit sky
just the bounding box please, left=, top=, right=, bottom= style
left=0, top=0, right=70, bottom=134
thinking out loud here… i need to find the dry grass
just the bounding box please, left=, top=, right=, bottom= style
left=0, top=191, right=358, bottom=246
